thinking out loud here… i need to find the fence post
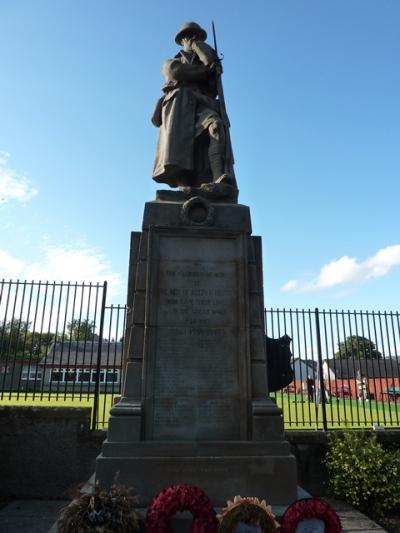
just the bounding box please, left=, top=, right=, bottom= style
left=92, top=281, right=108, bottom=431
left=315, top=308, right=328, bottom=431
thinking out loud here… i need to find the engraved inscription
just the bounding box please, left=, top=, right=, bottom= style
left=164, top=465, right=230, bottom=474
left=154, top=327, right=238, bottom=396
left=157, top=261, right=237, bottom=327
left=150, top=235, right=244, bottom=440
left=152, top=398, right=241, bottom=440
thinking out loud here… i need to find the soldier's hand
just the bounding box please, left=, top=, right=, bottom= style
left=181, top=36, right=195, bottom=50
left=209, top=61, right=222, bottom=75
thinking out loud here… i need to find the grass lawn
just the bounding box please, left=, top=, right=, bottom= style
left=2, top=391, right=400, bottom=431
left=0, top=392, right=118, bottom=430
left=272, top=392, right=400, bottom=430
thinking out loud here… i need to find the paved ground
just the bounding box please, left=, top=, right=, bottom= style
left=0, top=501, right=68, bottom=533
left=325, top=498, right=388, bottom=532
left=0, top=497, right=388, bottom=532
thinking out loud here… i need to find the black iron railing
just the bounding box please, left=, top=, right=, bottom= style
left=266, top=308, right=400, bottom=429
left=1, top=279, right=400, bottom=430
left=0, top=279, right=125, bottom=429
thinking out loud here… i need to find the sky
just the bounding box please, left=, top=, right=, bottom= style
left=0, top=0, right=399, bottom=312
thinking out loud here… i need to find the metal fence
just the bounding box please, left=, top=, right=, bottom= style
left=1, top=279, right=400, bottom=430
left=0, top=279, right=125, bottom=429
left=266, top=308, right=400, bottom=430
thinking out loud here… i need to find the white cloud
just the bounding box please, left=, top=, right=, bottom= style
left=0, top=151, right=38, bottom=204
left=0, top=250, right=25, bottom=279
left=282, top=279, right=299, bottom=292
left=282, top=244, right=400, bottom=293
left=0, top=246, right=123, bottom=336
left=0, top=245, right=122, bottom=299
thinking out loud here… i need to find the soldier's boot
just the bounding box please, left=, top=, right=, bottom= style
left=208, top=120, right=237, bottom=187
left=209, top=147, right=226, bottom=181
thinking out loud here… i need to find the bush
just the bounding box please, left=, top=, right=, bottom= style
left=324, top=431, right=400, bottom=517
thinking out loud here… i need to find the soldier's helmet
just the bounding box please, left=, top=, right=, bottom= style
left=175, top=22, right=207, bottom=44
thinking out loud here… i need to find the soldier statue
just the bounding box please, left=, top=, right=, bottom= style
left=152, top=22, right=237, bottom=197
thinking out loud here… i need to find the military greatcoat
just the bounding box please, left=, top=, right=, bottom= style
left=152, top=41, right=219, bottom=187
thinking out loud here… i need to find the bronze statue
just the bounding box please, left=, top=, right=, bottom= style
left=152, top=22, right=237, bottom=196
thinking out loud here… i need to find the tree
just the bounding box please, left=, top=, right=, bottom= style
left=0, top=320, right=57, bottom=360
left=335, top=335, right=382, bottom=360
left=28, top=331, right=58, bottom=357
left=67, top=318, right=97, bottom=341
left=0, top=319, right=30, bottom=358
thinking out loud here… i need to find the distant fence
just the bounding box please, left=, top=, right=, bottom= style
left=1, top=279, right=400, bottom=430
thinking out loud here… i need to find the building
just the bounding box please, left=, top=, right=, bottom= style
left=289, top=357, right=318, bottom=394
left=39, top=341, right=123, bottom=393
left=323, top=358, right=400, bottom=400
left=0, top=361, right=43, bottom=393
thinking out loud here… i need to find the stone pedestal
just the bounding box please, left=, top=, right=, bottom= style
left=95, top=196, right=297, bottom=505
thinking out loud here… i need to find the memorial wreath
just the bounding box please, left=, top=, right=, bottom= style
left=217, top=495, right=279, bottom=532
left=279, top=498, right=342, bottom=533
left=144, top=483, right=218, bottom=533
left=57, top=481, right=142, bottom=533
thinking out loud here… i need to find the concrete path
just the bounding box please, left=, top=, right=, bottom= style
left=0, top=497, right=388, bottom=532
left=0, top=500, right=68, bottom=533
left=325, top=498, right=388, bottom=532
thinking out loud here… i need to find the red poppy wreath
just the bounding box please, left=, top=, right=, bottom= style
left=279, top=498, right=342, bottom=533
left=144, top=483, right=218, bottom=533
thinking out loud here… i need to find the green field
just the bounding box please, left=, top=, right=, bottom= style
left=0, top=392, right=117, bottom=430
left=272, top=393, right=400, bottom=429
left=1, top=392, right=400, bottom=430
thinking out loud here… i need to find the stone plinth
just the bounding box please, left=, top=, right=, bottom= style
left=95, top=196, right=297, bottom=505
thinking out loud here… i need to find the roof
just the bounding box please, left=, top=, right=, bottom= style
left=40, top=341, right=123, bottom=367
left=324, top=358, right=400, bottom=379
left=292, top=357, right=318, bottom=372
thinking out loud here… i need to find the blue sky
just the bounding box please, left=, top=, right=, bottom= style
left=1, top=0, right=399, bottom=311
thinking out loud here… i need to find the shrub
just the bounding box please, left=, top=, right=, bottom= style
left=324, top=431, right=400, bottom=517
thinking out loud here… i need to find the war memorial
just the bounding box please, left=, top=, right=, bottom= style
left=95, top=21, right=298, bottom=510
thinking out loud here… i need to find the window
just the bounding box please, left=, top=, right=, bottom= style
left=105, top=370, right=119, bottom=383
left=51, top=369, right=65, bottom=382
left=79, top=370, right=91, bottom=382
left=65, top=370, right=77, bottom=382
left=21, top=368, right=43, bottom=381
left=49, top=367, right=120, bottom=384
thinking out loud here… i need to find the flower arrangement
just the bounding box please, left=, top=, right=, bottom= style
left=217, top=495, right=279, bottom=532
left=144, top=483, right=218, bottom=532
left=279, top=498, right=342, bottom=533
left=57, top=481, right=143, bottom=532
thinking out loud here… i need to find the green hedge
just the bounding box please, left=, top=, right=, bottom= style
left=324, top=431, right=400, bottom=517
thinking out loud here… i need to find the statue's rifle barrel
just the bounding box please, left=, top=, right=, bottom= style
left=212, top=21, right=234, bottom=170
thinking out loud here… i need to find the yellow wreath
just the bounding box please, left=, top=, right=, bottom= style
left=217, top=495, right=279, bottom=532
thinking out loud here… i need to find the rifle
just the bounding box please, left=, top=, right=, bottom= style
left=212, top=21, right=236, bottom=183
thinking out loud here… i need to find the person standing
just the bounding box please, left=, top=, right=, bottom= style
left=306, top=376, right=315, bottom=402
